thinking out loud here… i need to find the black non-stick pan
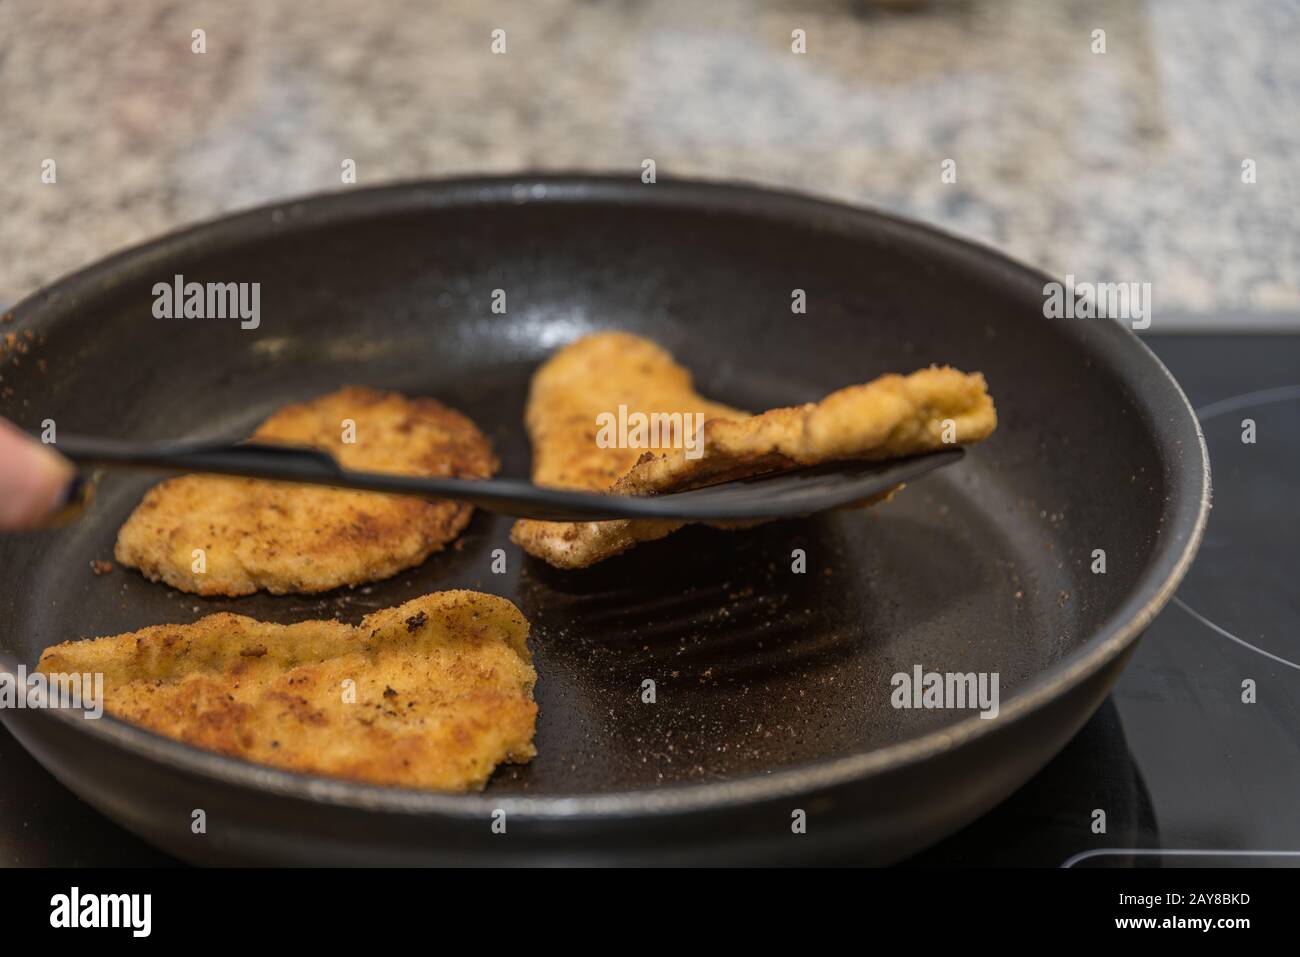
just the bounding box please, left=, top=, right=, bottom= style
left=0, top=176, right=1208, bottom=865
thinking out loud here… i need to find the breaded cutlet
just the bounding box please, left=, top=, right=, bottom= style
left=36, top=591, right=537, bottom=791
left=115, top=386, right=497, bottom=596
left=511, top=332, right=997, bottom=568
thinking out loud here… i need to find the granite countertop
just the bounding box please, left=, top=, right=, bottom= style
left=1, top=0, right=1296, bottom=328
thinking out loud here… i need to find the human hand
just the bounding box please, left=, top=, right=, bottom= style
left=0, top=417, right=84, bottom=530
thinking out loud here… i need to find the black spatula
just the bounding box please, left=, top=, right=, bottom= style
left=51, top=434, right=965, bottom=522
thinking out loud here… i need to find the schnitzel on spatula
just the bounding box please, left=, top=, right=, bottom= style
left=511, top=332, right=997, bottom=569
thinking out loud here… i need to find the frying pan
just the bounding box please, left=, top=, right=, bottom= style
left=0, top=175, right=1208, bottom=865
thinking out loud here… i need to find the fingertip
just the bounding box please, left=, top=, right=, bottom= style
left=0, top=421, right=79, bottom=530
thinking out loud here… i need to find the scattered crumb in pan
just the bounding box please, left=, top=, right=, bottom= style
left=89, top=559, right=114, bottom=576
left=36, top=590, right=537, bottom=791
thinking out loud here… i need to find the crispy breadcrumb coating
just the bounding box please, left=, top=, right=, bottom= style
left=511, top=332, right=996, bottom=568
left=115, top=387, right=497, bottom=595
left=37, top=591, right=536, bottom=791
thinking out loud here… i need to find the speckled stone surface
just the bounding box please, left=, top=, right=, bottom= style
left=1, top=0, right=1296, bottom=327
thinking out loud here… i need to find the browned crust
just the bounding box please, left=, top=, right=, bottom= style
left=36, top=591, right=537, bottom=792
left=511, top=333, right=997, bottom=568
left=115, top=386, right=498, bottom=595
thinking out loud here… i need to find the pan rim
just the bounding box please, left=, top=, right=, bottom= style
left=2, top=173, right=1211, bottom=821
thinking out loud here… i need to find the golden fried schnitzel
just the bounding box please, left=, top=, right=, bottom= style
left=36, top=591, right=536, bottom=791
left=511, top=332, right=997, bottom=568
left=115, top=387, right=497, bottom=596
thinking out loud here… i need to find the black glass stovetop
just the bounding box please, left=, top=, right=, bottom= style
left=3, top=333, right=1296, bottom=867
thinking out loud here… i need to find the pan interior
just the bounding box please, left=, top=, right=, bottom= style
left=0, top=188, right=1163, bottom=795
